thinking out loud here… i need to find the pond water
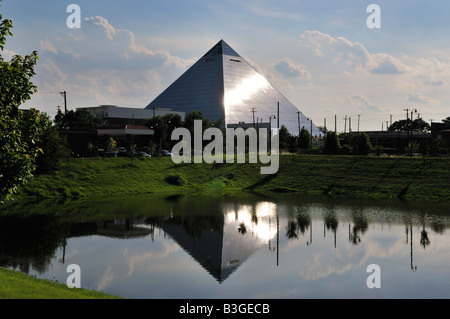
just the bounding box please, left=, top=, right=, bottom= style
left=1, top=193, right=449, bottom=299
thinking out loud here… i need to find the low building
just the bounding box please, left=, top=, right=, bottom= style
left=59, top=105, right=185, bottom=156
left=431, top=122, right=450, bottom=145
left=364, top=130, right=430, bottom=154
left=78, top=105, right=185, bottom=126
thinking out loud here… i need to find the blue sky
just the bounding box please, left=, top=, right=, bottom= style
left=2, top=0, right=449, bottom=131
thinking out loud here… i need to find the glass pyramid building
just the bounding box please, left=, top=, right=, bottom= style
left=146, top=40, right=323, bottom=137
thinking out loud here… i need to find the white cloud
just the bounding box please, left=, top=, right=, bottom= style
left=369, top=53, right=408, bottom=75
left=96, top=267, right=114, bottom=291
left=85, top=16, right=116, bottom=40
left=36, top=59, right=67, bottom=88
left=39, top=40, right=57, bottom=54
left=348, top=94, right=384, bottom=113
left=423, top=79, right=444, bottom=86
left=1, top=48, right=16, bottom=61
left=31, top=16, right=193, bottom=113
left=415, top=57, right=450, bottom=86
left=298, top=30, right=409, bottom=75
left=407, top=93, right=439, bottom=104
left=274, top=58, right=311, bottom=78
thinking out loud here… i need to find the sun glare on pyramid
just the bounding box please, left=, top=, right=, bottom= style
left=224, top=73, right=270, bottom=109
left=225, top=202, right=277, bottom=242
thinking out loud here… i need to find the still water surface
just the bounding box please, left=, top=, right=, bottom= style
left=1, top=193, right=449, bottom=299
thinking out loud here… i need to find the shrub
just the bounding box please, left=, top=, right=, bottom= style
left=164, top=174, right=186, bottom=186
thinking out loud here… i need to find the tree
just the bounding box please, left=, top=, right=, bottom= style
left=184, top=110, right=210, bottom=133
left=54, top=108, right=100, bottom=129
left=286, top=134, right=298, bottom=158
left=442, top=117, right=450, bottom=124
left=0, top=3, right=43, bottom=201
left=35, top=113, right=69, bottom=173
left=145, top=113, right=184, bottom=150
left=107, top=137, right=117, bottom=151
left=298, top=127, right=311, bottom=150
left=278, top=125, right=290, bottom=150
left=352, top=132, right=372, bottom=155
left=389, top=118, right=430, bottom=132
left=323, top=131, right=341, bottom=154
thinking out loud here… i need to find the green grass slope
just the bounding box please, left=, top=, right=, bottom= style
left=12, top=154, right=450, bottom=202
left=0, top=267, right=121, bottom=299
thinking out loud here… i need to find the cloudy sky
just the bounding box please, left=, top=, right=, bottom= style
left=2, top=0, right=449, bottom=131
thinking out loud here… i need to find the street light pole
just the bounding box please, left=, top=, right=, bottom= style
left=404, top=108, right=410, bottom=156
left=307, top=118, right=313, bottom=146
left=269, top=115, right=276, bottom=153
left=60, top=91, right=67, bottom=115
left=277, top=101, right=280, bottom=128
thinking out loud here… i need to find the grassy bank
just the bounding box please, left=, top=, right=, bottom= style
left=12, top=154, right=450, bottom=202
left=0, top=267, right=121, bottom=299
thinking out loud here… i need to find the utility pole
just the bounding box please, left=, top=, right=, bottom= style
left=343, top=115, right=347, bottom=133
left=60, top=91, right=67, bottom=115
left=357, top=115, right=361, bottom=132
left=349, top=117, right=352, bottom=133
left=404, top=108, right=410, bottom=156
left=410, top=108, right=417, bottom=156
left=251, top=108, right=257, bottom=128
left=277, top=101, right=280, bottom=128
left=297, top=111, right=301, bottom=136
left=390, top=114, right=393, bottom=127
left=308, top=118, right=312, bottom=147
left=335, top=114, right=337, bottom=133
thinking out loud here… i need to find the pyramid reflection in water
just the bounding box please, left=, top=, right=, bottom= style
left=146, top=40, right=323, bottom=137
left=162, top=201, right=278, bottom=283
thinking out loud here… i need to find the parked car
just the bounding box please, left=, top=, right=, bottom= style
left=137, top=151, right=151, bottom=157
left=152, top=150, right=173, bottom=157
left=137, top=147, right=151, bottom=154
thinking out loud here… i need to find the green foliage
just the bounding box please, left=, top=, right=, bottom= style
left=298, top=127, right=311, bottom=149
left=278, top=125, right=290, bottom=149
left=11, top=155, right=450, bottom=202
left=389, top=118, right=430, bottom=132
left=107, top=136, right=117, bottom=151
left=184, top=110, right=207, bottom=133
left=286, top=134, right=298, bottom=154
left=145, top=111, right=224, bottom=151
left=323, top=131, right=340, bottom=154
left=0, top=5, right=42, bottom=201
left=54, top=109, right=100, bottom=129
left=164, top=173, right=186, bottom=186
left=145, top=113, right=184, bottom=150
left=36, top=123, right=69, bottom=173
left=352, top=132, right=372, bottom=155
left=428, top=138, right=448, bottom=157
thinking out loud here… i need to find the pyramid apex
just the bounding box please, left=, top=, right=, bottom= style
left=202, top=39, right=240, bottom=58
